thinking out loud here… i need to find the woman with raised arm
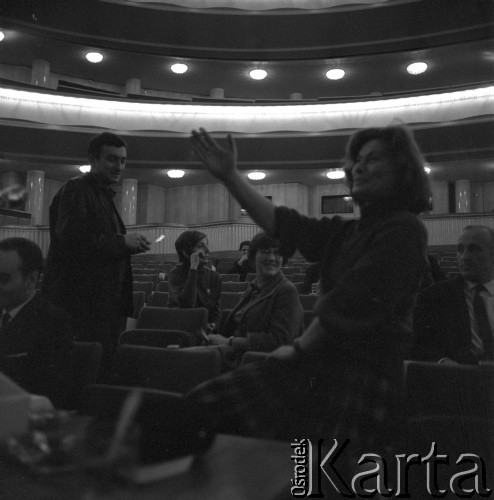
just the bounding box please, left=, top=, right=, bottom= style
left=189, top=126, right=431, bottom=472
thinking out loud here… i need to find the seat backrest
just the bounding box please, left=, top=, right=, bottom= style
left=148, top=291, right=169, bottom=307
left=132, top=273, right=159, bottom=288
left=110, top=345, right=222, bottom=394
left=133, top=281, right=154, bottom=300
left=118, top=328, right=193, bottom=348
left=246, top=273, right=257, bottom=282
left=156, top=281, right=169, bottom=292
left=79, top=384, right=214, bottom=462
left=220, top=274, right=239, bottom=282
left=291, top=273, right=306, bottom=283
left=221, top=282, right=249, bottom=293
left=72, top=341, right=103, bottom=407
left=282, top=266, right=301, bottom=275
left=136, top=306, right=208, bottom=338
left=404, top=360, right=494, bottom=419
left=216, top=261, right=234, bottom=274
left=132, top=291, right=146, bottom=319
left=220, top=292, right=243, bottom=310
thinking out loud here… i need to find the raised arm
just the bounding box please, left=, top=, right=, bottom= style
left=190, top=128, right=275, bottom=233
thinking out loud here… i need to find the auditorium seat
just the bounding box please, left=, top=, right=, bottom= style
left=156, top=281, right=169, bottom=292
left=132, top=291, right=146, bottom=319
left=132, top=273, right=159, bottom=288
left=282, top=266, right=301, bottom=275
left=133, top=281, right=154, bottom=301
left=110, top=344, right=222, bottom=394
left=136, top=306, right=208, bottom=343
left=72, top=341, right=103, bottom=410
left=118, top=328, right=194, bottom=348
left=291, top=273, right=306, bottom=283
left=148, top=291, right=169, bottom=307
left=222, top=282, right=249, bottom=293
left=216, top=261, right=234, bottom=274
left=220, top=274, right=240, bottom=282
left=404, top=361, right=494, bottom=495
left=246, top=273, right=257, bottom=282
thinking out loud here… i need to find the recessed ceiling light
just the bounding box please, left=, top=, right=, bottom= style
left=247, top=171, right=266, bottom=180
left=167, top=169, right=185, bottom=178
left=171, top=63, right=188, bottom=74
left=79, top=165, right=91, bottom=173
left=0, top=32, right=5, bottom=42
left=85, top=52, right=103, bottom=63
left=249, top=69, right=267, bottom=80
left=424, top=165, right=431, bottom=174
left=326, top=169, right=345, bottom=179
left=407, top=62, right=427, bottom=75
left=326, top=68, right=345, bottom=80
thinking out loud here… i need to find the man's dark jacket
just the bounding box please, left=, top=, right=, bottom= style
left=42, top=173, right=133, bottom=322
left=411, top=276, right=479, bottom=364
left=0, top=293, right=75, bottom=408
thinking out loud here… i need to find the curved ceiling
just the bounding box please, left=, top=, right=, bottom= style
left=0, top=0, right=492, bottom=188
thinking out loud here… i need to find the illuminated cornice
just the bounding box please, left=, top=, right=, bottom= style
left=0, top=86, right=492, bottom=134
left=114, top=0, right=391, bottom=11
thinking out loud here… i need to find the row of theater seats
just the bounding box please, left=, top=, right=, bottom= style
left=74, top=339, right=494, bottom=494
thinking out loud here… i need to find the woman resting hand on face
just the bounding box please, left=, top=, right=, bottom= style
left=188, top=125, right=431, bottom=474
left=167, top=230, right=221, bottom=333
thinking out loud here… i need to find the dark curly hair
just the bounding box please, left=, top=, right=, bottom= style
left=343, top=125, right=431, bottom=214
left=248, top=232, right=288, bottom=266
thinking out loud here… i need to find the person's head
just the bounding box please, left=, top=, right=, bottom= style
left=238, top=240, right=250, bottom=256
left=248, top=232, right=287, bottom=282
left=175, top=230, right=209, bottom=265
left=0, top=237, right=43, bottom=311
left=457, top=225, right=494, bottom=285
left=343, top=125, right=431, bottom=214
left=87, top=132, right=128, bottom=187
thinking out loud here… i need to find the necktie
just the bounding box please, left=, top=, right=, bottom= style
left=1, top=311, right=11, bottom=329
left=473, top=285, right=494, bottom=360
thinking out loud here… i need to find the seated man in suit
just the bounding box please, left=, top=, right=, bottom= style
left=412, top=225, right=494, bottom=364
left=0, top=237, right=75, bottom=408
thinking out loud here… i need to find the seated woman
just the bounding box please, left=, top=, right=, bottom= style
left=226, top=240, right=256, bottom=281
left=207, top=232, right=304, bottom=364
left=167, top=231, right=221, bottom=332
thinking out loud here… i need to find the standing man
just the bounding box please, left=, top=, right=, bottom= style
left=42, top=132, right=150, bottom=377
left=0, top=237, right=74, bottom=408
left=412, top=225, right=494, bottom=364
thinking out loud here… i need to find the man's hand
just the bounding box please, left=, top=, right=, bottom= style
left=125, top=233, right=151, bottom=254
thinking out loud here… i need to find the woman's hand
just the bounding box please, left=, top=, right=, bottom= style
left=190, top=128, right=238, bottom=183
left=266, top=345, right=299, bottom=363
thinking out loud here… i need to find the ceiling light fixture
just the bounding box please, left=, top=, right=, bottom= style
left=249, top=69, right=267, bottom=80
left=167, top=169, right=185, bottom=178
left=326, top=68, right=345, bottom=80
left=247, top=171, right=266, bottom=180
left=326, top=169, right=345, bottom=179
left=424, top=165, right=431, bottom=174
left=171, top=63, right=188, bottom=74
left=85, top=52, right=103, bottom=63
left=79, top=165, right=91, bottom=173
left=407, top=62, right=427, bottom=75
left=0, top=32, right=5, bottom=42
